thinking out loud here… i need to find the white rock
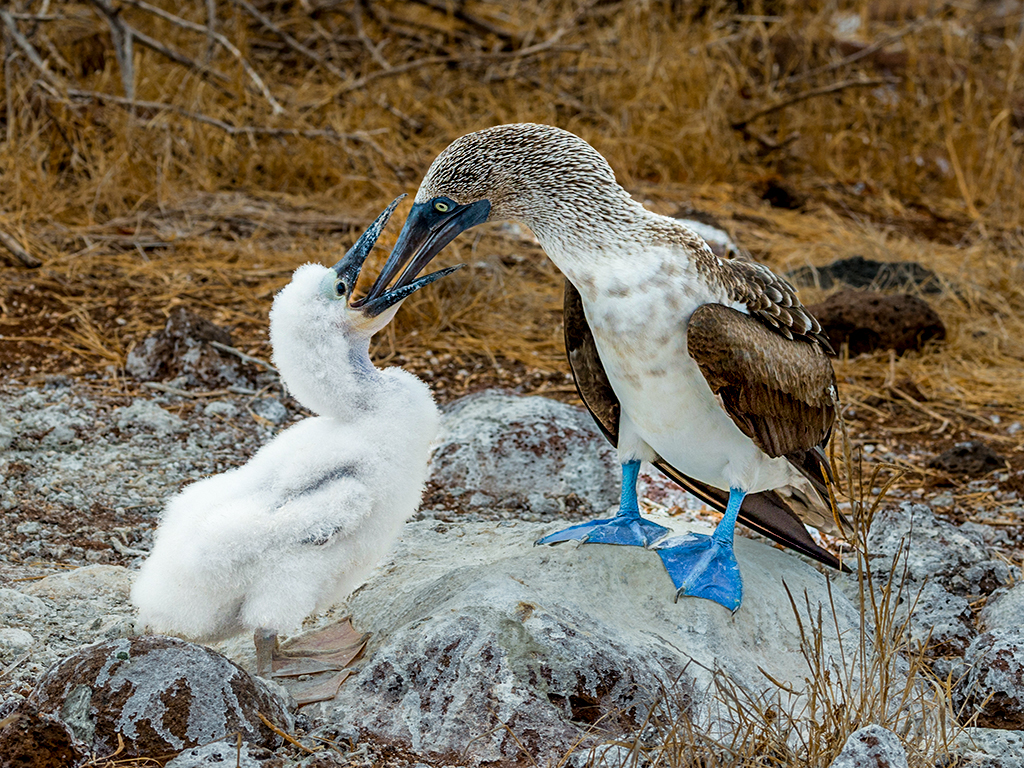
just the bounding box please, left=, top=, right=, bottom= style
left=22, top=565, right=132, bottom=609
left=0, top=627, right=35, bottom=657
left=0, top=588, right=52, bottom=621
left=314, top=515, right=868, bottom=765
left=981, top=583, right=1024, bottom=634
left=427, top=391, right=619, bottom=516
left=953, top=727, right=1024, bottom=768
left=114, top=399, right=185, bottom=437
left=828, top=725, right=907, bottom=768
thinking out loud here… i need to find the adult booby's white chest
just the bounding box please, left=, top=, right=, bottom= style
left=359, top=123, right=847, bottom=611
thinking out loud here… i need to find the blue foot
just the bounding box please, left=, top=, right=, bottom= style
left=535, top=513, right=670, bottom=547
left=654, top=532, right=742, bottom=610
left=535, top=460, right=669, bottom=547
left=652, top=487, right=747, bottom=611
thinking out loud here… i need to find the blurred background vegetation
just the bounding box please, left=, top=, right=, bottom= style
left=1, top=0, right=1023, bottom=464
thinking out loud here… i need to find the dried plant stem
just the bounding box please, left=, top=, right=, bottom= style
left=0, top=9, right=64, bottom=89
left=0, top=224, right=40, bottom=268
left=229, top=0, right=347, bottom=80
left=732, top=77, right=900, bottom=129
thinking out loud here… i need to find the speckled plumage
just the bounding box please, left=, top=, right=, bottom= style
left=413, top=123, right=846, bottom=554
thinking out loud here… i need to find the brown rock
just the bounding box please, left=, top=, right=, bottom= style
left=0, top=699, right=86, bottom=768
left=805, top=289, right=945, bottom=355
left=928, top=441, right=1006, bottom=478
left=28, top=636, right=293, bottom=761
left=125, top=307, right=249, bottom=387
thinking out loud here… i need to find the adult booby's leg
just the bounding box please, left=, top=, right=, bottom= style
left=653, top=487, right=744, bottom=611
left=535, top=460, right=671, bottom=547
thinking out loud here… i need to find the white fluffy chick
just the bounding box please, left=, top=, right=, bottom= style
left=131, top=197, right=459, bottom=690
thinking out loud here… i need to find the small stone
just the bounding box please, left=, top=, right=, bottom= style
left=165, top=740, right=267, bottom=768
left=827, top=725, right=908, bottom=768
left=28, top=635, right=293, bottom=760
left=0, top=628, right=35, bottom=657
left=252, top=397, right=288, bottom=425
left=954, top=631, right=1024, bottom=730
left=900, top=581, right=974, bottom=657
left=929, top=442, right=1006, bottom=477
left=806, top=289, right=945, bottom=355
left=204, top=401, right=239, bottom=419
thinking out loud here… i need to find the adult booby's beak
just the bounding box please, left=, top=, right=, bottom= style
left=333, top=194, right=466, bottom=318
left=357, top=198, right=491, bottom=305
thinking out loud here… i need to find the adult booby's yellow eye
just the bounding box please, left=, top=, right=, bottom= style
left=434, top=200, right=450, bottom=213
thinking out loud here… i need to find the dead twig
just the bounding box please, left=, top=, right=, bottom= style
left=229, top=0, right=347, bottom=80
left=0, top=9, right=65, bottom=90
left=122, top=0, right=284, bottom=114
left=731, top=77, right=899, bottom=129
left=88, top=0, right=135, bottom=100
left=0, top=224, right=41, bottom=268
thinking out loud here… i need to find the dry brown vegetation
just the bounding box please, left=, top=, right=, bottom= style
left=1, top=0, right=1023, bottom=763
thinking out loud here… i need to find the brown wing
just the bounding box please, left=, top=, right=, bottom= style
left=687, top=303, right=836, bottom=459
left=564, top=280, right=846, bottom=570
left=719, top=259, right=834, bottom=352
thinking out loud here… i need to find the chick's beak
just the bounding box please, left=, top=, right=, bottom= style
left=358, top=198, right=490, bottom=306
left=330, top=194, right=406, bottom=299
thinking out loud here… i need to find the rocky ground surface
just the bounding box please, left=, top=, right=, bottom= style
left=2, top=280, right=1024, bottom=768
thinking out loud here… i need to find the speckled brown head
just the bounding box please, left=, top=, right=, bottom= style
left=362, top=123, right=643, bottom=302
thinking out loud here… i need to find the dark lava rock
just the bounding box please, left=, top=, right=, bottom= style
left=827, top=724, right=908, bottom=768
left=125, top=307, right=250, bottom=388
left=929, top=441, right=1006, bottom=478
left=954, top=631, right=1024, bottom=730
left=28, top=636, right=293, bottom=761
left=789, top=255, right=943, bottom=294
left=0, top=698, right=87, bottom=768
left=758, top=177, right=806, bottom=210
left=805, top=289, right=945, bottom=355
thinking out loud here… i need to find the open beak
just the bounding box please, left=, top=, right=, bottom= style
left=357, top=198, right=491, bottom=306
left=334, top=195, right=469, bottom=318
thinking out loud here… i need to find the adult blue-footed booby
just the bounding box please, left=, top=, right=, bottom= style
left=361, top=124, right=847, bottom=611
left=132, top=197, right=459, bottom=702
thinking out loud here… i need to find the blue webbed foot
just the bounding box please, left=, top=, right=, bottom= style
left=653, top=532, right=742, bottom=611
left=535, top=514, right=670, bottom=547
left=535, top=460, right=669, bottom=547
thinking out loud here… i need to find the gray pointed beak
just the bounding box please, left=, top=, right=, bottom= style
left=330, top=195, right=405, bottom=299
left=358, top=198, right=491, bottom=305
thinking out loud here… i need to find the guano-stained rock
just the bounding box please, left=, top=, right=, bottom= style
left=28, top=635, right=293, bottom=760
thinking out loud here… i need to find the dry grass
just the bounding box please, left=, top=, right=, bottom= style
left=2, top=1, right=1023, bottom=764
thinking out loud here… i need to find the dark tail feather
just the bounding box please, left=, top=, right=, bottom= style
left=654, top=460, right=849, bottom=572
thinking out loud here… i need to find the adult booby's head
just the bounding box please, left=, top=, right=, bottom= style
left=271, top=195, right=461, bottom=416
left=361, top=124, right=645, bottom=302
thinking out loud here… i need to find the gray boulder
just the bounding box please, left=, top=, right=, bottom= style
left=425, top=391, right=619, bottom=517
left=827, top=725, right=908, bottom=768
left=954, top=630, right=1024, bottom=729
left=312, top=515, right=867, bottom=765
left=952, top=728, right=1024, bottom=768
left=867, top=503, right=1013, bottom=596
left=981, top=583, right=1024, bottom=634
left=28, top=635, right=293, bottom=760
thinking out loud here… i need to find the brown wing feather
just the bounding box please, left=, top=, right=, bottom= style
left=686, top=303, right=836, bottom=459
left=564, top=281, right=847, bottom=570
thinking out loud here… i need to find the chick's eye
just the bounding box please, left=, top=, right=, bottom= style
left=434, top=200, right=451, bottom=213
left=334, top=279, right=346, bottom=296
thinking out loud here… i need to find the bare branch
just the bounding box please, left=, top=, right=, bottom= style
left=731, top=77, right=900, bottom=130
left=229, top=0, right=347, bottom=80
left=122, top=0, right=285, bottom=114
left=89, top=0, right=134, bottom=100
left=0, top=224, right=41, bottom=268
left=0, top=9, right=65, bottom=89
